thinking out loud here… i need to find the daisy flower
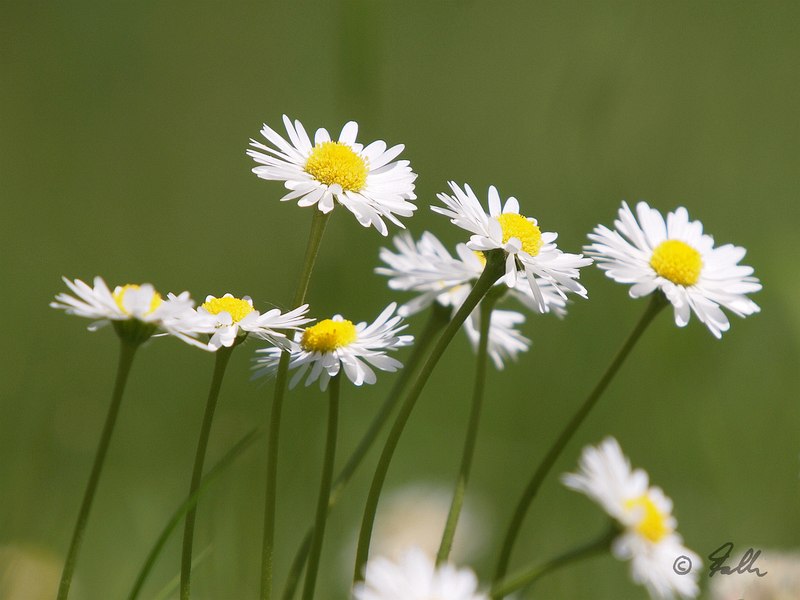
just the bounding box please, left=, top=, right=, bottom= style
left=585, top=201, right=761, bottom=338
left=432, top=183, right=591, bottom=311
left=463, top=309, right=530, bottom=370
left=353, top=546, right=487, bottom=600
left=247, top=115, right=417, bottom=235
left=562, top=437, right=701, bottom=599
left=376, top=231, right=570, bottom=318
left=184, top=293, right=311, bottom=351
left=252, top=302, right=413, bottom=390
left=51, top=276, right=200, bottom=345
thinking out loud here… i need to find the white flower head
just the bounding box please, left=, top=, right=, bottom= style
left=51, top=276, right=201, bottom=346
left=182, top=293, right=311, bottom=352
left=354, top=546, right=487, bottom=600
left=585, top=201, right=761, bottom=338
left=377, top=231, right=571, bottom=319
left=248, top=115, right=417, bottom=236
left=252, top=302, right=413, bottom=390
left=562, top=438, right=701, bottom=599
left=463, top=309, right=531, bottom=370
left=432, top=183, right=591, bottom=311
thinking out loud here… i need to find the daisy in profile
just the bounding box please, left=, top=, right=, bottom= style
left=432, top=183, right=591, bottom=311
left=185, top=293, right=311, bottom=351
left=51, top=276, right=200, bottom=345
left=377, top=231, right=571, bottom=318
left=562, top=438, right=701, bottom=599
left=354, top=546, right=487, bottom=600
left=585, top=201, right=761, bottom=338
left=252, top=302, right=413, bottom=390
left=247, top=115, right=417, bottom=235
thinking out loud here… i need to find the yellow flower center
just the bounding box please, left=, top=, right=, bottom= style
left=304, top=141, right=368, bottom=192
left=300, top=319, right=357, bottom=353
left=113, top=284, right=162, bottom=315
left=625, top=495, right=671, bottom=543
left=201, top=296, right=254, bottom=323
left=496, top=213, right=543, bottom=256
left=474, top=251, right=487, bottom=267
left=650, top=240, right=702, bottom=286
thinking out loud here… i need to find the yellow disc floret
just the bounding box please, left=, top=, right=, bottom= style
left=201, top=296, right=254, bottom=323
left=625, top=495, right=671, bottom=543
left=496, top=213, right=543, bottom=257
left=300, top=319, right=357, bottom=353
left=113, top=284, right=162, bottom=315
left=305, top=141, right=368, bottom=192
left=650, top=240, right=702, bottom=286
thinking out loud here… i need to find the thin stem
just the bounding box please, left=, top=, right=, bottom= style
left=57, top=339, right=139, bottom=600
left=436, top=295, right=497, bottom=565
left=281, top=302, right=451, bottom=600
left=128, top=428, right=262, bottom=600
left=261, top=209, right=330, bottom=600
left=300, top=375, right=341, bottom=600
left=353, top=250, right=506, bottom=585
left=492, top=294, right=668, bottom=591
left=490, top=526, right=616, bottom=598
left=180, top=345, right=234, bottom=600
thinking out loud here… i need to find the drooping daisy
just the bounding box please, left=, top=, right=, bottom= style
left=463, top=309, right=531, bottom=370
left=354, top=546, right=488, bottom=600
left=432, top=183, right=591, bottom=311
left=247, top=116, right=417, bottom=236
left=585, top=201, right=761, bottom=338
left=377, top=231, right=570, bottom=318
left=51, top=276, right=201, bottom=345
left=185, top=293, right=311, bottom=351
left=562, top=438, right=701, bottom=599
left=252, top=303, right=413, bottom=390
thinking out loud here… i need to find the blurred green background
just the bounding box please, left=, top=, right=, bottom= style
left=2, top=2, right=799, bottom=599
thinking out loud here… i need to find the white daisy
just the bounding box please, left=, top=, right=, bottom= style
left=182, top=293, right=311, bottom=352
left=354, top=546, right=487, bottom=600
left=463, top=309, right=530, bottom=370
left=562, top=438, right=701, bottom=599
left=247, top=115, right=417, bottom=235
left=51, top=276, right=201, bottom=345
left=585, top=201, right=761, bottom=338
left=376, top=231, right=570, bottom=318
left=252, top=302, right=413, bottom=390
left=432, top=182, right=592, bottom=311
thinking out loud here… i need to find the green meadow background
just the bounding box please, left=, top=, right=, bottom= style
left=2, top=2, right=799, bottom=598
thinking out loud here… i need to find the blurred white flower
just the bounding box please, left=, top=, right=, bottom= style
left=562, top=437, right=701, bottom=599
left=0, top=545, right=63, bottom=600
left=585, top=201, right=761, bottom=338
left=354, top=547, right=487, bottom=600
left=248, top=115, right=417, bottom=235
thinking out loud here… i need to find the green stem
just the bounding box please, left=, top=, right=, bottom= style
left=436, top=295, right=497, bottom=565
left=261, top=210, right=330, bottom=600
left=57, top=340, right=139, bottom=600
left=492, top=294, right=667, bottom=591
left=180, top=345, right=234, bottom=600
left=490, top=526, right=616, bottom=598
left=353, top=250, right=506, bottom=585
left=281, top=302, right=451, bottom=600
left=300, top=375, right=341, bottom=600
left=128, top=428, right=262, bottom=600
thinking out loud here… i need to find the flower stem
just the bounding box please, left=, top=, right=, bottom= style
left=280, top=302, right=451, bottom=600
left=57, top=339, right=139, bottom=600
left=436, top=294, right=498, bottom=565
left=353, top=249, right=506, bottom=585
left=180, top=345, right=234, bottom=600
left=261, top=210, right=330, bottom=600
left=492, top=293, right=668, bottom=591
left=300, top=375, right=341, bottom=600
left=128, top=428, right=262, bottom=600
left=490, top=526, right=616, bottom=598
